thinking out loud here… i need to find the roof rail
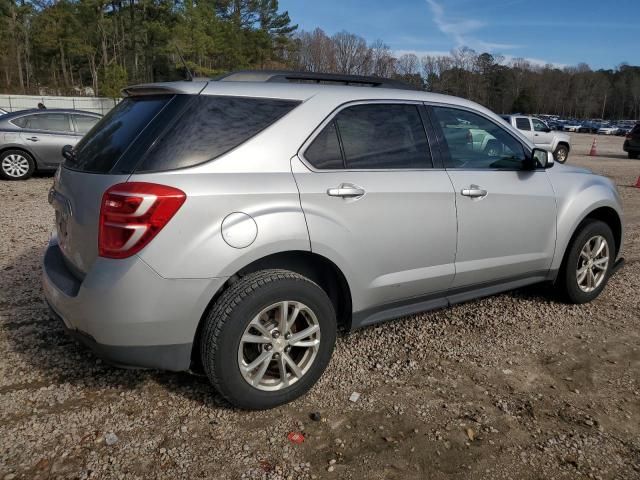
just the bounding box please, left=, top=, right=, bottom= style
left=215, top=70, right=420, bottom=91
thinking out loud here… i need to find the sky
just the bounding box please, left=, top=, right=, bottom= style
left=278, top=0, right=640, bottom=69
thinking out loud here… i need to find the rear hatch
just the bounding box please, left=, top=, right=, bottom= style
left=51, top=93, right=184, bottom=275
left=50, top=82, right=301, bottom=276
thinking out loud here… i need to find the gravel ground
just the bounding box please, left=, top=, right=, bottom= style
left=1, top=133, right=639, bottom=479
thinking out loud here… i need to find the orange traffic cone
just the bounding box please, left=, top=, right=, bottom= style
left=635, top=176, right=640, bottom=188
left=589, top=138, right=597, bottom=156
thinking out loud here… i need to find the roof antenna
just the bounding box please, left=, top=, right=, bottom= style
left=175, top=45, right=193, bottom=81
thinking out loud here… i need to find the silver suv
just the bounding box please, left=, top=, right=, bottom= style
left=43, top=71, right=624, bottom=409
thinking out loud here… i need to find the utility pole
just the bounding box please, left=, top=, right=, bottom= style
left=601, top=91, right=607, bottom=119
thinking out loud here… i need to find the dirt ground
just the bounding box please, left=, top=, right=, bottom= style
left=1, top=132, right=638, bottom=480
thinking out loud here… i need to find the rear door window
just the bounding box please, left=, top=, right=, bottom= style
left=16, top=113, right=72, bottom=132
left=136, top=96, right=299, bottom=172
left=515, top=117, right=531, bottom=131
left=304, top=121, right=344, bottom=169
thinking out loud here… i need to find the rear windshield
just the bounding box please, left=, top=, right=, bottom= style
left=66, top=96, right=171, bottom=173
left=64, top=94, right=299, bottom=174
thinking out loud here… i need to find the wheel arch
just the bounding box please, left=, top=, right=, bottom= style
left=190, top=250, right=353, bottom=370
left=556, top=205, right=623, bottom=279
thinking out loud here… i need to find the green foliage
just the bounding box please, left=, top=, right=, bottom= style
left=0, top=0, right=297, bottom=94
left=100, top=64, right=128, bottom=98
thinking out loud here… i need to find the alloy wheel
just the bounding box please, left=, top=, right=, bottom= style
left=238, top=301, right=321, bottom=391
left=576, top=235, right=609, bottom=293
left=1, top=153, right=30, bottom=178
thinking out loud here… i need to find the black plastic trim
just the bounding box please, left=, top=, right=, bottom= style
left=351, top=271, right=551, bottom=330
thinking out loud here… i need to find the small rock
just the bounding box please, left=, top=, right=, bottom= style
left=502, top=369, right=513, bottom=375
left=310, top=412, right=322, bottom=422
left=349, top=392, right=361, bottom=403
left=327, top=465, right=335, bottom=472
left=466, top=428, right=476, bottom=441
left=104, top=432, right=118, bottom=446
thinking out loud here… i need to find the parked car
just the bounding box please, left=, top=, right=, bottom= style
left=43, top=71, right=624, bottom=410
left=623, top=123, right=640, bottom=159
left=501, top=115, right=571, bottom=163
left=598, top=125, right=619, bottom=135
left=0, top=109, right=101, bottom=180
left=616, top=125, right=633, bottom=136
left=563, top=122, right=583, bottom=132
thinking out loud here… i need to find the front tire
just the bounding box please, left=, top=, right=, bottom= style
left=628, top=152, right=638, bottom=160
left=557, top=220, right=614, bottom=304
left=554, top=145, right=569, bottom=163
left=0, top=149, right=35, bottom=180
left=200, top=269, right=336, bottom=410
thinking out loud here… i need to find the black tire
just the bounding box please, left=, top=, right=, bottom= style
left=0, top=149, right=36, bottom=180
left=200, top=269, right=336, bottom=410
left=628, top=152, right=638, bottom=160
left=557, top=219, right=614, bottom=304
left=554, top=145, right=569, bottom=163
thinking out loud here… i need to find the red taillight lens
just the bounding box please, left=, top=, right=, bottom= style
left=99, top=182, right=186, bottom=259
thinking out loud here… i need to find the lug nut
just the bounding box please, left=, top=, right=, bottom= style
left=273, top=353, right=280, bottom=359
left=265, top=344, right=273, bottom=351
left=272, top=330, right=280, bottom=339
left=285, top=346, right=291, bottom=353
left=285, top=333, right=291, bottom=340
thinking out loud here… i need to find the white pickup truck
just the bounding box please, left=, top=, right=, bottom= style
left=501, top=115, right=571, bottom=163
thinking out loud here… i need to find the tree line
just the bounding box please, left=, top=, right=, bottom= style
left=2, top=0, right=639, bottom=119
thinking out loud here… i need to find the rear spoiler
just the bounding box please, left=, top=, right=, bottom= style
left=121, top=81, right=208, bottom=97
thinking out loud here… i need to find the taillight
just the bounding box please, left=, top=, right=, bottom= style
left=99, top=182, right=186, bottom=259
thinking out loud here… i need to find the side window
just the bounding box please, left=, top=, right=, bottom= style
left=432, top=106, right=526, bottom=169
left=74, top=115, right=100, bottom=134
left=11, top=116, right=28, bottom=128
left=335, top=104, right=432, bottom=169
left=23, top=113, right=72, bottom=132
left=532, top=118, right=548, bottom=132
left=515, top=117, right=531, bottom=131
left=305, top=121, right=343, bottom=169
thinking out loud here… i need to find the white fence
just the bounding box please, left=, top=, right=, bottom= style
left=0, top=94, right=120, bottom=115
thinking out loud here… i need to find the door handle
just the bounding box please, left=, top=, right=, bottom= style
left=461, top=185, right=487, bottom=198
left=26, top=137, right=39, bottom=142
left=327, top=184, right=365, bottom=198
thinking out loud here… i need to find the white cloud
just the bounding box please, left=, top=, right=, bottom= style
left=425, top=0, right=519, bottom=52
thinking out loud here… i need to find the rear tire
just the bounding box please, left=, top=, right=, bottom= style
left=554, top=145, right=569, bottom=163
left=0, top=149, right=35, bottom=180
left=200, top=269, right=336, bottom=410
left=628, top=152, right=638, bottom=160
left=556, top=220, right=614, bottom=304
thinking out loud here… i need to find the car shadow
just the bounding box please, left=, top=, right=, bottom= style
left=1, top=245, right=234, bottom=409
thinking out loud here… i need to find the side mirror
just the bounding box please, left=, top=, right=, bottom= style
left=543, top=127, right=551, bottom=133
left=61, top=144, right=74, bottom=161
left=532, top=148, right=553, bottom=169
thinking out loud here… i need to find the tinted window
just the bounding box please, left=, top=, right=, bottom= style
left=305, top=121, right=343, bottom=169
left=532, top=118, right=548, bottom=132
left=333, top=104, right=431, bottom=169
left=137, top=96, right=299, bottom=172
left=19, top=113, right=71, bottom=132
left=74, top=114, right=100, bottom=134
left=66, top=95, right=171, bottom=173
left=432, top=106, right=526, bottom=169
left=515, top=117, right=531, bottom=131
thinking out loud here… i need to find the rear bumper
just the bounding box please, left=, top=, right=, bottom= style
left=42, top=238, right=226, bottom=371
